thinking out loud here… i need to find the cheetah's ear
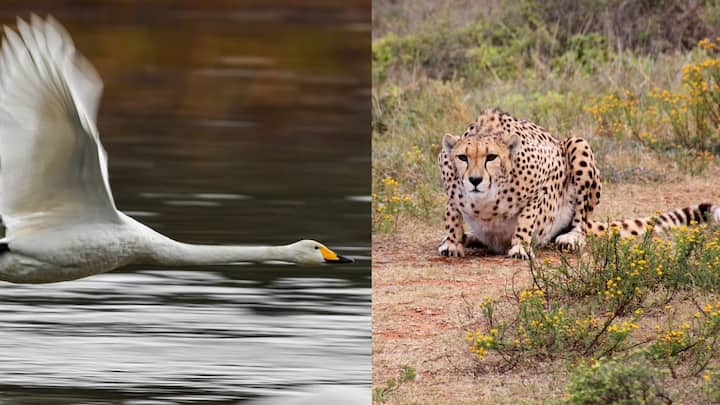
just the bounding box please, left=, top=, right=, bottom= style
left=442, top=133, right=459, bottom=153
left=501, top=133, right=521, bottom=155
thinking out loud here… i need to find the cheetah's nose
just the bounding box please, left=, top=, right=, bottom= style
left=469, top=176, right=483, bottom=187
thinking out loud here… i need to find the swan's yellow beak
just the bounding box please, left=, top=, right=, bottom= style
left=320, top=246, right=353, bottom=264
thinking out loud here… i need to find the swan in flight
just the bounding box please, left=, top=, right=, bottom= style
left=0, top=16, right=352, bottom=284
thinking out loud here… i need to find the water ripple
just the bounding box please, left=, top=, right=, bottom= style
left=0, top=270, right=370, bottom=400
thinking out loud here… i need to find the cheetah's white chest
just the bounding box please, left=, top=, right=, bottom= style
left=461, top=210, right=517, bottom=254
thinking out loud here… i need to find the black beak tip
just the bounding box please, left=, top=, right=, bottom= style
left=330, top=255, right=354, bottom=264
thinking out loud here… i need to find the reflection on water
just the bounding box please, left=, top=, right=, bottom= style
left=0, top=271, right=369, bottom=403
left=0, top=1, right=370, bottom=403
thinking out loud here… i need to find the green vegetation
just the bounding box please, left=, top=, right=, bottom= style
left=373, top=364, right=416, bottom=403
left=566, top=356, right=668, bottom=405
left=466, top=225, right=720, bottom=402
left=372, top=0, right=720, bottom=231
left=468, top=225, right=720, bottom=359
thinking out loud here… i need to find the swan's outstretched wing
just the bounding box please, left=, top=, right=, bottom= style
left=0, top=15, right=119, bottom=233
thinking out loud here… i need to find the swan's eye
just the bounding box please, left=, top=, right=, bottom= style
left=457, top=154, right=468, bottom=162
left=486, top=154, right=498, bottom=162
left=314, top=246, right=319, bottom=250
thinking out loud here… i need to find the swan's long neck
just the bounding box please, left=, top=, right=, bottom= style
left=149, top=239, right=296, bottom=266
left=127, top=217, right=298, bottom=265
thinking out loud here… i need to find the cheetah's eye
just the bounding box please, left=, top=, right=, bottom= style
left=486, top=154, right=498, bottom=162
left=457, top=154, right=468, bottom=162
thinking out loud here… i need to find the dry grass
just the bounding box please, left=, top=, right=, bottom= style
left=372, top=166, right=720, bottom=404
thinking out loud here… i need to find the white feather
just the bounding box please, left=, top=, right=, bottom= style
left=0, top=15, right=117, bottom=233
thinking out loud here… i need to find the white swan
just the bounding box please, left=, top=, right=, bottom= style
left=0, top=16, right=352, bottom=284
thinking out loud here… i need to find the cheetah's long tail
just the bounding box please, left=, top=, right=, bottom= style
left=586, top=203, right=720, bottom=238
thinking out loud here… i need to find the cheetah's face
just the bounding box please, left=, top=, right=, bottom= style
left=443, top=133, right=517, bottom=195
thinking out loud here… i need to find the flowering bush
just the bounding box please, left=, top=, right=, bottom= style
left=587, top=37, right=720, bottom=174
left=372, top=176, right=413, bottom=232
left=466, top=224, right=720, bottom=375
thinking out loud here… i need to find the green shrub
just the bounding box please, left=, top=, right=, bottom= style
left=467, top=225, right=720, bottom=368
left=566, top=356, right=668, bottom=405
left=701, top=370, right=720, bottom=402
left=554, top=33, right=613, bottom=74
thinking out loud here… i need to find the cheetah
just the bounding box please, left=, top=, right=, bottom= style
left=437, top=108, right=720, bottom=259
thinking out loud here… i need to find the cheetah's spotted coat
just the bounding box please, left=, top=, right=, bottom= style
left=437, top=108, right=720, bottom=259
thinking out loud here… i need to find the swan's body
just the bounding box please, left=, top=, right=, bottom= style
left=0, top=16, right=351, bottom=284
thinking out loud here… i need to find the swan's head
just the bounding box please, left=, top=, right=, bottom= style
left=288, top=240, right=354, bottom=265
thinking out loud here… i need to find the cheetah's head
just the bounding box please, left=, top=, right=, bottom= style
left=443, top=132, right=520, bottom=195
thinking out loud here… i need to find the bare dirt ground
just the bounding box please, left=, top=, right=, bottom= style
left=372, top=168, right=720, bottom=404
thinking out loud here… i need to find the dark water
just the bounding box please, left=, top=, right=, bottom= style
left=0, top=3, right=370, bottom=403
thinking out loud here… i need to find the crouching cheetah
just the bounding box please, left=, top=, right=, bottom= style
left=437, top=108, right=720, bottom=259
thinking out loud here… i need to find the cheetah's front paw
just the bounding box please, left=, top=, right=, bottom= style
left=438, top=239, right=465, bottom=257
left=507, top=244, right=533, bottom=260
left=554, top=231, right=586, bottom=251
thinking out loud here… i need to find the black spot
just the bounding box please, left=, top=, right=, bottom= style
left=699, top=203, right=712, bottom=221
left=682, top=207, right=693, bottom=224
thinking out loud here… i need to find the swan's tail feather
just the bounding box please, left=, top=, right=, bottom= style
left=587, top=203, right=720, bottom=238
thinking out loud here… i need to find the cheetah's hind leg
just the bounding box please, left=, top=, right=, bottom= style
left=554, top=137, right=601, bottom=251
